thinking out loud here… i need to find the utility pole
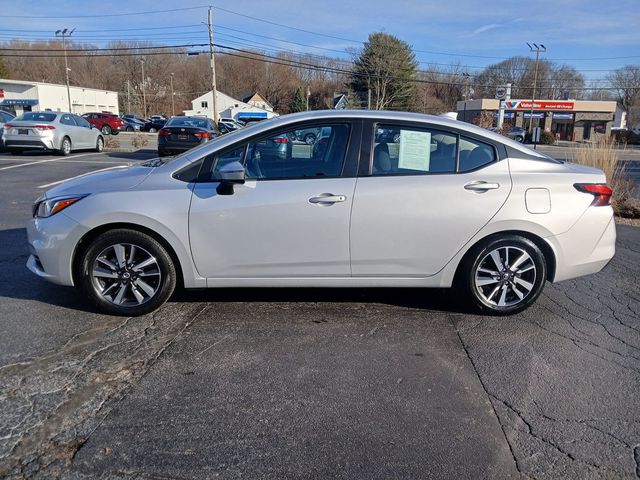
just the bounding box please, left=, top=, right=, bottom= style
left=526, top=43, right=546, bottom=134
left=55, top=28, right=75, bottom=112
left=170, top=73, right=175, bottom=117
left=140, top=58, right=147, bottom=118
left=126, top=80, right=131, bottom=113
left=306, top=86, right=310, bottom=111
left=207, top=6, right=218, bottom=123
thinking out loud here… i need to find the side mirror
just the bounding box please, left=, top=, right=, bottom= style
left=216, top=161, right=245, bottom=195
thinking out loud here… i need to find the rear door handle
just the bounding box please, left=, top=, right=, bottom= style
left=464, top=181, right=500, bottom=192
left=309, top=193, right=347, bottom=205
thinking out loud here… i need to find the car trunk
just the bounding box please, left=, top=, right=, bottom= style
left=160, top=126, right=209, bottom=144
left=3, top=121, right=55, bottom=137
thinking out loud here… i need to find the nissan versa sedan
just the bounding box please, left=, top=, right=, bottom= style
left=26, top=110, right=615, bottom=316
left=3, top=111, right=104, bottom=155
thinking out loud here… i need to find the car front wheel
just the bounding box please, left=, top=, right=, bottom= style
left=459, top=235, right=546, bottom=315
left=78, top=229, right=176, bottom=316
left=95, top=136, right=104, bottom=152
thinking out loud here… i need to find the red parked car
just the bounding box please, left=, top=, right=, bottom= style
left=81, top=112, right=124, bottom=135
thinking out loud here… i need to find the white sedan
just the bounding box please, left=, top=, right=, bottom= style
left=26, top=110, right=615, bottom=316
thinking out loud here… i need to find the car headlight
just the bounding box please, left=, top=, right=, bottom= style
left=33, top=195, right=88, bottom=218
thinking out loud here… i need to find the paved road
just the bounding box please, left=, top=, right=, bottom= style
left=0, top=150, right=638, bottom=479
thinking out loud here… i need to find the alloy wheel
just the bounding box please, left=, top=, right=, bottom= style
left=91, top=243, right=161, bottom=306
left=62, top=138, right=71, bottom=155
left=474, top=246, right=536, bottom=308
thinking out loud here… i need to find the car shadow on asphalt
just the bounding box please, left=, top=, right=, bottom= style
left=0, top=227, right=467, bottom=315
left=105, top=150, right=157, bottom=161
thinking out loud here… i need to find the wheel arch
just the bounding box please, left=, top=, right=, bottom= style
left=452, top=229, right=557, bottom=286
left=72, top=222, right=186, bottom=289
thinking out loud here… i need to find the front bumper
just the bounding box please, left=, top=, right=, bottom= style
left=26, top=213, right=89, bottom=286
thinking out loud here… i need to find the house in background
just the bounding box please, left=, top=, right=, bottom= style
left=239, top=92, right=274, bottom=112
left=183, top=90, right=277, bottom=122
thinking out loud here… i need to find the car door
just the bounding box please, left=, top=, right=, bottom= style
left=350, top=121, right=512, bottom=277
left=59, top=114, right=82, bottom=149
left=72, top=114, right=95, bottom=148
left=188, top=121, right=361, bottom=279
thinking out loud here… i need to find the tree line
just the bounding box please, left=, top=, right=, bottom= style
left=0, top=33, right=638, bottom=124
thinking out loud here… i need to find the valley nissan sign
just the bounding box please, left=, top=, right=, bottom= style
left=505, top=100, right=575, bottom=110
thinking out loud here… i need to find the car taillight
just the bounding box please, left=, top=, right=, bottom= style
left=274, top=136, right=288, bottom=144
left=574, top=183, right=613, bottom=206
left=194, top=131, right=212, bottom=139
left=4, top=123, right=14, bottom=129
left=34, top=125, right=56, bottom=130
left=158, top=129, right=171, bottom=136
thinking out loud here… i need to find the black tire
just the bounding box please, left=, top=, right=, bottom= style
left=101, top=125, right=112, bottom=135
left=304, top=133, right=316, bottom=145
left=126, top=126, right=134, bottom=132
left=112, top=131, right=119, bottom=136
left=78, top=229, right=177, bottom=316
left=149, top=127, right=157, bottom=133
left=458, top=234, right=546, bottom=315
left=158, top=150, right=167, bottom=157
left=58, top=136, right=72, bottom=156
left=515, top=136, right=524, bottom=143
left=95, top=136, right=104, bottom=152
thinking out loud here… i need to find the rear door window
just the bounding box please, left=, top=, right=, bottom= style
left=372, top=125, right=457, bottom=175
left=458, top=137, right=496, bottom=172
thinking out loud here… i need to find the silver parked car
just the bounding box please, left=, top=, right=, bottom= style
left=0, top=110, right=15, bottom=150
left=26, top=110, right=615, bottom=316
left=2, top=111, right=104, bottom=155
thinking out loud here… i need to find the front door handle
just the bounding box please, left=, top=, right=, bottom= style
left=309, top=193, right=347, bottom=205
left=464, top=181, right=500, bottom=192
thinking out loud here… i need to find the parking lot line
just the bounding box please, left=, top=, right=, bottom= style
left=0, top=152, right=105, bottom=171
left=37, top=165, right=127, bottom=189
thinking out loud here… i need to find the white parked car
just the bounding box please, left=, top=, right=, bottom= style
left=3, top=111, right=104, bottom=155
left=26, top=110, right=615, bottom=316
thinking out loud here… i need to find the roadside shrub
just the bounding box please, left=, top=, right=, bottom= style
left=104, top=136, right=120, bottom=149
left=539, top=130, right=556, bottom=145
left=570, top=137, right=638, bottom=217
left=132, top=133, right=149, bottom=150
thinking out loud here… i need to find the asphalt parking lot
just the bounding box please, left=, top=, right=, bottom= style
left=0, top=148, right=639, bottom=479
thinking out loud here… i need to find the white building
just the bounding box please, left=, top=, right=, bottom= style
left=0, top=78, right=119, bottom=116
left=184, top=90, right=277, bottom=122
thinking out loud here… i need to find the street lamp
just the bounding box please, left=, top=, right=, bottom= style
left=140, top=58, right=147, bottom=118
left=55, top=28, right=75, bottom=113
left=170, top=73, right=175, bottom=117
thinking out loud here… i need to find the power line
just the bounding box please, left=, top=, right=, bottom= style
left=0, top=6, right=208, bottom=18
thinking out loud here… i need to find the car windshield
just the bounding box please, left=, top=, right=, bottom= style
left=15, top=112, right=57, bottom=122
left=167, top=118, right=210, bottom=129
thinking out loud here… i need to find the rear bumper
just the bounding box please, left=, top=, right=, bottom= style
left=4, top=138, right=55, bottom=150
left=547, top=206, right=616, bottom=282
left=158, top=137, right=206, bottom=154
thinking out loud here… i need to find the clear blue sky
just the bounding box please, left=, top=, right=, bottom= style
left=1, top=0, right=638, bottom=83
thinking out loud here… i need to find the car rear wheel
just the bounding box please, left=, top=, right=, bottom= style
left=101, top=125, right=112, bottom=135
left=79, top=229, right=176, bottom=316
left=149, top=127, right=157, bottom=133
left=95, top=136, right=104, bottom=152
left=58, top=137, right=72, bottom=156
left=515, top=136, right=524, bottom=143
left=459, top=235, right=546, bottom=315
left=126, top=126, right=134, bottom=132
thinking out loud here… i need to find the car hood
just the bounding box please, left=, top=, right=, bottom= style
left=43, top=163, right=155, bottom=199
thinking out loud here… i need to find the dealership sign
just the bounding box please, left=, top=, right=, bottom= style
left=505, top=100, right=574, bottom=111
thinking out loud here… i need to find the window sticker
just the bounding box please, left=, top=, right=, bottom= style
left=398, top=130, right=431, bottom=171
